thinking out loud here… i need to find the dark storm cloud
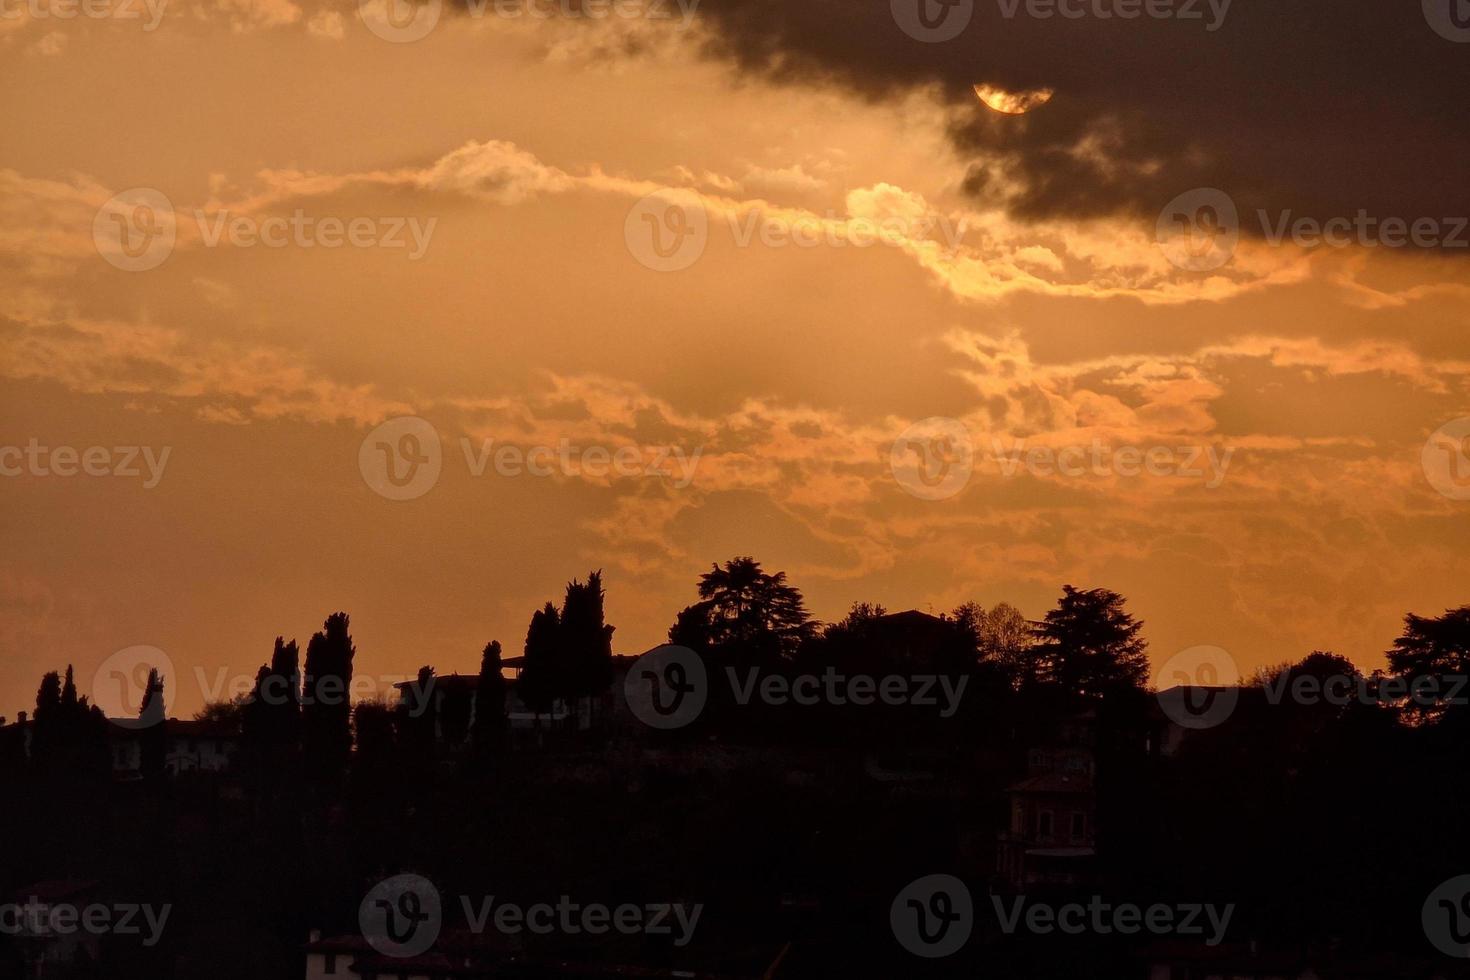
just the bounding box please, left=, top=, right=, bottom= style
left=685, top=0, right=1470, bottom=230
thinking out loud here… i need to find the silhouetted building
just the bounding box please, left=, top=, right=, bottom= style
left=997, top=731, right=1097, bottom=889
left=109, top=719, right=239, bottom=776
left=9, top=880, right=102, bottom=978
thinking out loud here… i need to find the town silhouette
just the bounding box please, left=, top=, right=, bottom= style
left=3, top=558, right=1470, bottom=977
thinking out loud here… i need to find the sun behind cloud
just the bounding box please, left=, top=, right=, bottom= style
left=973, top=84, right=1055, bottom=115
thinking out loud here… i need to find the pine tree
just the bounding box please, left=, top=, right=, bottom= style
left=560, top=571, right=616, bottom=723
left=472, top=640, right=508, bottom=755
left=31, top=671, right=63, bottom=770
left=668, top=557, right=815, bottom=665
left=519, top=603, right=561, bottom=728
left=140, top=668, right=167, bottom=782
left=242, top=637, right=301, bottom=785
left=302, top=613, right=356, bottom=783
left=1034, top=585, right=1149, bottom=698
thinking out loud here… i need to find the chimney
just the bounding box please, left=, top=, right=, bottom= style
left=17, top=711, right=26, bottom=725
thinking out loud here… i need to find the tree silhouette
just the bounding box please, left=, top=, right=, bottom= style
left=302, top=612, right=356, bottom=782
left=31, top=671, right=63, bottom=769
left=472, top=640, right=507, bottom=756
left=194, top=696, right=248, bottom=726
left=140, top=668, right=167, bottom=783
left=29, top=667, right=110, bottom=786
left=351, top=698, right=397, bottom=788
left=353, top=699, right=395, bottom=759
left=832, top=601, right=888, bottom=633
left=519, top=602, right=561, bottom=728
left=1387, top=605, right=1470, bottom=718
left=61, top=665, right=78, bottom=714
left=561, top=571, right=615, bottom=706
left=1035, top=585, right=1149, bottom=697
left=974, top=601, right=1040, bottom=689
left=668, top=557, right=816, bottom=664
left=242, top=637, right=301, bottom=784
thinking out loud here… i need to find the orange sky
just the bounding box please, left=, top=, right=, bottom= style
left=3, top=1, right=1469, bottom=720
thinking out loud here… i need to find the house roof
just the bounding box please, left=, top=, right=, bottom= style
left=874, top=609, right=948, bottom=629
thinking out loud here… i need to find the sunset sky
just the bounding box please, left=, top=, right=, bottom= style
left=3, top=0, right=1469, bottom=720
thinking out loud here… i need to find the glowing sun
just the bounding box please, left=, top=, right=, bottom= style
left=973, top=84, right=1055, bottom=114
